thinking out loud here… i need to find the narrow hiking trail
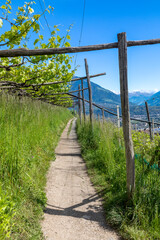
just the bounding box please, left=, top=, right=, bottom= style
left=41, top=119, right=121, bottom=240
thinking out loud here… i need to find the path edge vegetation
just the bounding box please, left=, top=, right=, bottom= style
left=0, top=94, right=73, bottom=239
left=76, top=118, right=160, bottom=240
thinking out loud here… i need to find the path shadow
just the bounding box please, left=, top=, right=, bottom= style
left=60, top=137, right=78, bottom=141
left=56, top=153, right=81, bottom=157
left=44, top=190, right=111, bottom=230
left=44, top=189, right=123, bottom=239
left=54, top=166, right=86, bottom=172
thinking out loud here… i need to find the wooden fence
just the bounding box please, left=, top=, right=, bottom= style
left=1, top=31, right=160, bottom=197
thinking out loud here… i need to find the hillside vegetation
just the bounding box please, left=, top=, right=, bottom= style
left=71, top=78, right=121, bottom=108
left=71, top=79, right=160, bottom=123
left=0, top=94, right=72, bottom=239
left=77, top=119, right=160, bottom=240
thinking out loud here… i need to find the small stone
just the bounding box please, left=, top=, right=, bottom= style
left=83, top=215, right=91, bottom=220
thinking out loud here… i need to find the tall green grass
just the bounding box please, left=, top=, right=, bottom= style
left=0, top=94, right=72, bottom=239
left=77, top=119, right=160, bottom=240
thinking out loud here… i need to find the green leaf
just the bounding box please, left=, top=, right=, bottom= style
left=34, top=39, right=39, bottom=45
left=39, top=35, right=43, bottom=40
left=64, top=42, right=70, bottom=47
left=66, top=35, right=71, bottom=40
left=57, top=35, right=61, bottom=43
left=33, top=14, right=40, bottom=21
left=18, top=7, right=24, bottom=12
left=1, top=5, right=7, bottom=9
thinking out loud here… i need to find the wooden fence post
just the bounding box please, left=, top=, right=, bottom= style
left=73, top=103, right=75, bottom=115
left=84, top=58, right=93, bottom=127
left=145, top=101, right=152, bottom=140
left=78, top=84, right=82, bottom=124
left=152, top=119, right=154, bottom=139
left=117, top=105, right=120, bottom=128
left=135, top=124, right=137, bottom=131
left=81, top=78, right=86, bottom=122
left=118, top=32, right=135, bottom=197
left=78, top=92, right=80, bottom=119
left=98, top=113, right=100, bottom=124
left=102, top=108, right=105, bottom=124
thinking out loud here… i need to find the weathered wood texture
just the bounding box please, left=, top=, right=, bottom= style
left=56, top=96, right=74, bottom=99
left=40, top=87, right=88, bottom=97
left=85, top=58, right=93, bottom=126
left=68, top=93, right=160, bottom=126
left=0, top=73, right=106, bottom=90
left=98, top=114, right=100, bottom=122
left=78, top=85, right=82, bottom=124
left=127, top=39, right=160, bottom=47
left=0, top=43, right=118, bottom=57
left=152, top=119, right=154, bottom=138
left=81, top=79, right=86, bottom=121
left=117, top=105, right=120, bottom=128
left=1, top=38, right=160, bottom=57
left=29, top=72, right=106, bottom=86
left=54, top=99, right=72, bottom=102
left=70, top=72, right=106, bottom=83
left=118, top=32, right=135, bottom=196
left=145, top=101, right=152, bottom=140
left=102, top=108, right=105, bottom=123
left=68, top=93, right=100, bottom=109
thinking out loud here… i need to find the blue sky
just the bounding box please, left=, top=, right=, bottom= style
left=1, top=0, right=160, bottom=93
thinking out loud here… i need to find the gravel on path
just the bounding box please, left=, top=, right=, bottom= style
left=41, top=119, right=121, bottom=240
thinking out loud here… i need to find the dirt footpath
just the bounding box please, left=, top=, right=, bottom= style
left=41, top=119, right=121, bottom=240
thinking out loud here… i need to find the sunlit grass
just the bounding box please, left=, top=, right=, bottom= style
left=0, top=94, right=72, bottom=239
left=77, top=118, right=160, bottom=240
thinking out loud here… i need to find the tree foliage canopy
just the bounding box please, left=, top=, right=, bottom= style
left=0, top=0, right=75, bottom=106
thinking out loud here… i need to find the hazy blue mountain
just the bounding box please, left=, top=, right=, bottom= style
left=146, top=91, right=160, bottom=106
left=71, top=78, right=160, bottom=123
left=129, top=91, right=155, bottom=105
left=71, top=78, right=121, bottom=108
left=71, top=78, right=157, bottom=107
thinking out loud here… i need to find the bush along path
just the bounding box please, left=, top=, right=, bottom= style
left=76, top=119, right=160, bottom=240
left=41, top=118, right=120, bottom=240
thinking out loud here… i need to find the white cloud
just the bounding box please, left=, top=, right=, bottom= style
left=129, top=89, right=159, bottom=94
left=110, top=90, right=120, bottom=94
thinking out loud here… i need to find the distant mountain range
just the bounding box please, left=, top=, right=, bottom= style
left=71, top=78, right=160, bottom=107
left=128, top=91, right=155, bottom=105
left=145, top=91, right=160, bottom=106
left=71, top=78, right=160, bottom=124
left=71, top=78, right=121, bottom=108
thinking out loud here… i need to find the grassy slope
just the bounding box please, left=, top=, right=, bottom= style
left=0, top=94, right=72, bottom=240
left=76, top=119, right=160, bottom=240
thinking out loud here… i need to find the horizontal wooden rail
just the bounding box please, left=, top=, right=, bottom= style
left=68, top=93, right=104, bottom=110
left=69, top=93, right=160, bottom=126
left=0, top=72, right=106, bottom=89
left=56, top=96, right=74, bottom=99
left=30, top=72, right=106, bottom=86
left=1, top=38, right=160, bottom=57
left=53, top=98, right=73, bottom=101
left=36, top=87, right=88, bottom=97
left=127, top=39, right=160, bottom=47
left=68, top=72, right=106, bottom=82
left=0, top=43, right=118, bottom=57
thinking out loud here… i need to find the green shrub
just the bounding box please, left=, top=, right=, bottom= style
left=0, top=187, right=15, bottom=240
left=77, top=119, right=160, bottom=240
